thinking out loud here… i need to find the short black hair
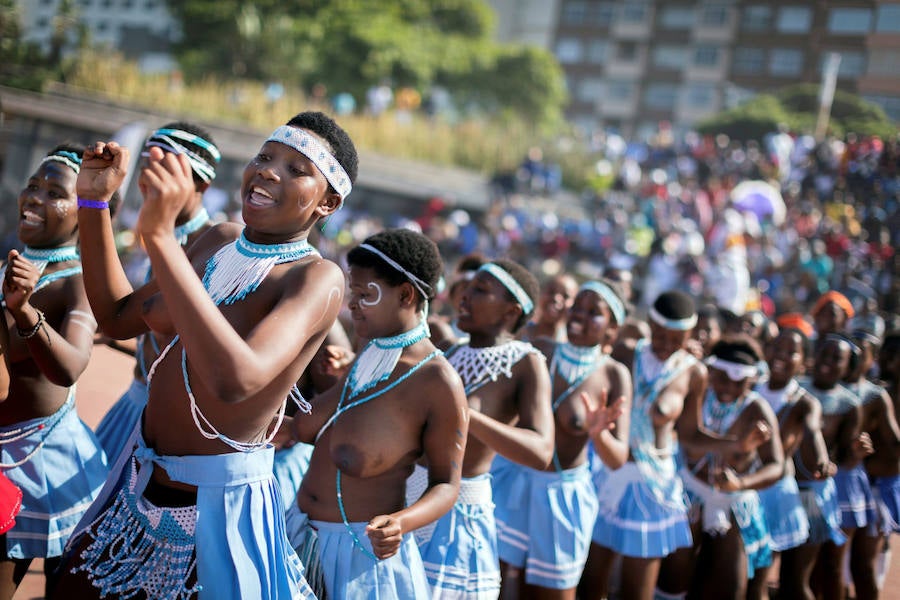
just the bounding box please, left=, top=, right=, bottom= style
left=710, top=335, right=762, bottom=365
left=653, top=290, right=696, bottom=321
left=152, top=122, right=219, bottom=186
left=347, top=229, right=443, bottom=305
left=286, top=112, right=359, bottom=189
left=697, top=303, right=722, bottom=324
left=490, top=258, right=540, bottom=332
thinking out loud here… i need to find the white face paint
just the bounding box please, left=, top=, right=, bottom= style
left=359, top=282, right=383, bottom=308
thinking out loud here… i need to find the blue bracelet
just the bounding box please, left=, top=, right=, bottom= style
left=77, top=197, right=109, bottom=210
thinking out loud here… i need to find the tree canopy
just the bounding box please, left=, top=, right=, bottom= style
left=698, top=84, right=896, bottom=141
left=167, top=0, right=567, bottom=127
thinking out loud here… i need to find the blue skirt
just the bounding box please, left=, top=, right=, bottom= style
left=1, top=394, right=108, bottom=559
left=798, top=478, right=847, bottom=546
left=834, top=464, right=876, bottom=529
left=494, top=461, right=597, bottom=590
left=758, top=475, right=810, bottom=552
left=591, top=462, right=692, bottom=559
left=272, top=442, right=314, bottom=508
left=94, top=378, right=148, bottom=464
left=872, top=474, right=900, bottom=534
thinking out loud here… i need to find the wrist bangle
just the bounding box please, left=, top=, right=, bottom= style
left=17, top=309, right=45, bottom=340
left=77, top=197, right=109, bottom=210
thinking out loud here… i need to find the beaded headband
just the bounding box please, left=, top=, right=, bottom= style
left=359, top=243, right=431, bottom=300
left=40, top=151, right=81, bottom=174
left=706, top=357, right=759, bottom=381
left=479, top=263, right=534, bottom=315
left=267, top=125, right=352, bottom=201
left=144, top=128, right=220, bottom=183
left=580, top=281, right=625, bottom=325
left=649, top=306, right=697, bottom=331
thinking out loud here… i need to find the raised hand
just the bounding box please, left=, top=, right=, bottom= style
left=582, top=389, right=624, bottom=436
left=2, top=250, right=40, bottom=313
left=77, top=141, right=129, bottom=201
left=716, top=466, right=743, bottom=492
left=366, top=514, right=403, bottom=559
left=852, top=431, right=874, bottom=460
left=136, top=146, right=195, bottom=240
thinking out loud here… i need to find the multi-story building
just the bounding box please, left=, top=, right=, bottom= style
left=546, top=0, right=900, bottom=138
left=15, top=0, right=178, bottom=72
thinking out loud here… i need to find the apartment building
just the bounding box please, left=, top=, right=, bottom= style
left=548, top=0, right=900, bottom=138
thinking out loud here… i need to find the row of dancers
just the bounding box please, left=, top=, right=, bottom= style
left=0, top=111, right=896, bottom=600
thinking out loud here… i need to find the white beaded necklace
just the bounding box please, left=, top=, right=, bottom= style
left=448, top=340, right=541, bottom=395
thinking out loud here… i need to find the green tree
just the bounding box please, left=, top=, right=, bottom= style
left=166, top=0, right=565, bottom=126
left=699, top=84, right=896, bottom=141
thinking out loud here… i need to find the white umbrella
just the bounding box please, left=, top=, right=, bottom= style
left=731, top=180, right=786, bottom=226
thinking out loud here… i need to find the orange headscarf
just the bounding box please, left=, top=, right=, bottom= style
left=810, top=291, right=855, bottom=319
left=776, top=313, right=815, bottom=338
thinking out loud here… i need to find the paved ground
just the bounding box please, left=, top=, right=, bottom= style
left=12, top=343, right=900, bottom=598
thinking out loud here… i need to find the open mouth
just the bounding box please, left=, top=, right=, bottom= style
left=247, top=186, right=276, bottom=207
left=20, top=210, right=44, bottom=227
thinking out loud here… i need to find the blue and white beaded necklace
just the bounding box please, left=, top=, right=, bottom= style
left=173, top=208, right=210, bottom=246
left=0, top=246, right=83, bottom=298
left=202, top=230, right=317, bottom=305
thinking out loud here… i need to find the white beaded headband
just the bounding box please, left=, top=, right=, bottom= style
left=144, top=128, right=220, bottom=183
left=41, top=151, right=81, bottom=174
left=649, top=306, right=697, bottom=331
left=479, top=263, right=534, bottom=315
left=267, top=125, right=352, bottom=201
left=359, top=243, right=431, bottom=300
left=706, top=357, right=759, bottom=381
left=580, top=281, right=625, bottom=325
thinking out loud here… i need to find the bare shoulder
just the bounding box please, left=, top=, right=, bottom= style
left=419, top=355, right=467, bottom=407
left=185, top=221, right=243, bottom=260
left=604, top=357, right=631, bottom=385
left=532, top=338, right=556, bottom=359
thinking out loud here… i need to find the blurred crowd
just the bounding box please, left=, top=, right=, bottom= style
left=312, top=125, right=899, bottom=333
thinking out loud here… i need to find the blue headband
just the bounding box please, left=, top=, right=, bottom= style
left=580, top=281, right=625, bottom=325
left=144, top=127, right=220, bottom=183
left=479, top=263, right=534, bottom=315
left=41, top=150, right=81, bottom=174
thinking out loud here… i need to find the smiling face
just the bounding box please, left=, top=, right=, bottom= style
left=648, top=320, right=693, bottom=361
left=812, top=338, right=851, bottom=389
left=537, top=275, right=578, bottom=326
left=567, top=289, right=616, bottom=348
left=240, top=130, right=339, bottom=242
left=766, top=330, right=806, bottom=387
left=17, top=161, right=79, bottom=248
left=709, top=367, right=755, bottom=404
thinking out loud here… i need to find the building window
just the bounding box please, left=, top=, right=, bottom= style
left=562, top=1, right=588, bottom=24
left=876, top=5, right=900, bottom=33
left=828, top=8, right=872, bottom=34
left=606, top=79, right=637, bottom=102
left=555, top=38, right=584, bottom=64
left=867, top=49, right=900, bottom=76
left=659, top=6, right=695, bottom=29
left=694, top=45, right=720, bottom=68
left=96, top=20, right=108, bottom=32
left=578, top=78, right=605, bottom=103
left=769, top=48, right=804, bottom=76
left=733, top=47, right=765, bottom=75
left=742, top=5, right=772, bottom=32
left=617, top=41, right=639, bottom=61
left=36, top=17, right=50, bottom=28
left=820, top=51, right=866, bottom=78
left=644, top=83, right=678, bottom=109
left=652, top=45, right=689, bottom=69
left=777, top=7, right=812, bottom=33
left=592, top=2, right=615, bottom=26
left=587, top=40, right=610, bottom=64
left=621, top=2, right=650, bottom=24
left=700, top=3, right=729, bottom=27
left=684, top=83, right=717, bottom=108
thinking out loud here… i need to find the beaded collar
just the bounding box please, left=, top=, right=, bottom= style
left=550, top=342, right=603, bottom=386
left=22, top=245, right=80, bottom=273
left=345, top=320, right=430, bottom=399
left=173, top=208, right=210, bottom=246
left=702, top=388, right=753, bottom=434
left=202, top=231, right=317, bottom=305
left=447, top=340, right=542, bottom=395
